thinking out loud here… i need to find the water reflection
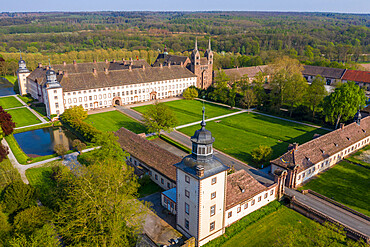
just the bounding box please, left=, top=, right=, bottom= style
left=0, top=77, right=16, bottom=97
left=14, top=127, right=79, bottom=157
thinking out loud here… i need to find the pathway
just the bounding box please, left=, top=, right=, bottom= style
left=285, top=188, right=370, bottom=238
left=2, top=136, right=97, bottom=184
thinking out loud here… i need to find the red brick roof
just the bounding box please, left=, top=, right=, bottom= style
left=342, top=70, right=370, bottom=83
left=271, top=117, right=370, bottom=173
left=115, top=128, right=181, bottom=182
left=226, top=170, right=268, bottom=210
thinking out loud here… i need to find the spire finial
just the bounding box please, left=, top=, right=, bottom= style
left=201, top=105, right=206, bottom=128
left=208, top=38, right=211, bottom=51
left=19, top=49, right=22, bottom=60
left=195, top=37, right=198, bottom=51
left=48, top=58, right=51, bottom=69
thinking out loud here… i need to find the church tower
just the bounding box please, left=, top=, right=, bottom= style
left=44, top=66, right=64, bottom=117
left=17, top=54, right=30, bottom=96
left=175, top=108, right=229, bottom=246
left=190, top=38, right=214, bottom=89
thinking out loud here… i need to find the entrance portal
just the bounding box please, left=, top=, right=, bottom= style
left=114, top=99, right=120, bottom=106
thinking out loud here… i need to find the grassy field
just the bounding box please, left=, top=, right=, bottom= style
left=133, top=100, right=238, bottom=125
left=2, top=75, right=17, bottom=84
left=301, top=161, right=370, bottom=216
left=25, top=161, right=62, bottom=207
left=207, top=204, right=355, bottom=247
left=0, top=96, right=23, bottom=109
left=179, top=113, right=328, bottom=167
left=84, top=110, right=147, bottom=133
left=6, top=107, right=42, bottom=127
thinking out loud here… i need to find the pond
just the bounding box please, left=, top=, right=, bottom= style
left=0, top=77, right=15, bottom=96
left=14, top=127, right=79, bottom=157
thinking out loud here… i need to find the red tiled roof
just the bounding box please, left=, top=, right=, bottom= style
left=342, top=70, right=370, bottom=83
left=115, top=127, right=181, bottom=182
left=226, top=170, right=268, bottom=210
left=271, top=117, right=370, bottom=173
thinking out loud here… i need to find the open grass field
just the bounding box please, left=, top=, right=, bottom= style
left=179, top=113, right=328, bottom=166
left=25, top=161, right=62, bottom=207
left=7, top=107, right=42, bottom=127
left=0, top=96, right=23, bottom=109
left=301, top=161, right=370, bottom=216
left=133, top=100, right=239, bottom=125
left=84, top=110, right=147, bottom=133
left=207, top=204, right=355, bottom=247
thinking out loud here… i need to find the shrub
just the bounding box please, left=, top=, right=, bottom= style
left=1, top=181, right=36, bottom=215
left=53, top=144, right=67, bottom=159
left=183, top=87, right=198, bottom=100
left=13, top=206, right=52, bottom=236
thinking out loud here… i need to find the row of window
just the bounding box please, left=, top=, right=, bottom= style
left=184, top=219, right=216, bottom=233
left=227, top=190, right=274, bottom=218
left=185, top=175, right=217, bottom=185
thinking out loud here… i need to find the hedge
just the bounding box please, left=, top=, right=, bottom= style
left=160, top=135, right=192, bottom=154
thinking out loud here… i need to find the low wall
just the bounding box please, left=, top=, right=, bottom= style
left=288, top=196, right=369, bottom=244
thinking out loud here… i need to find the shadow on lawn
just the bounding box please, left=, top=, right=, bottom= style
left=116, top=121, right=147, bottom=134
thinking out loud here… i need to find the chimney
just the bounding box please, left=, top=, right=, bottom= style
left=168, top=63, right=171, bottom=68
left=293, top=142, right=298, bottom=150
left=130, top=57, right=133, bottom=62
left=63, top=71, right=68, bottom=77
left=58, top=70, right=62, bottom=75
left=92, top=68, right=97, bottom=75
left=104, top=68, right=108, bottom=74
left=196, top=165, right=204, bottom=177
left=160, top=64, right=163, bottom=69
left=142, top=65, right=145, bottom=70
left=180, top=61, right=184, bottom=67
left=113, top=59, right=116, bottom=63
left=129, top=65, right=132, bottom=71
left=123, top=60, right=126, bottom=65
left=93, top=59, right=97, bottom=63
left=105, top=59, right=108, bottom=63
left=63, top=61, right=66, bottom=66
left=340, top=123, right=345, bottom=130
left=237, top=66, right=239, bottom=69
left=73, top=60, right=77, bottom=65
left=38, top=63, right=43, bottom=68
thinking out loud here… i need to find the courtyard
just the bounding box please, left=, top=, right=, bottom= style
left=133, top=99, right=239, bottom=125
left=178, top=112, right=328, bottom=166
left=300, top=161, right=370, bottom=216
left=84, top=110, right=147, bottom=133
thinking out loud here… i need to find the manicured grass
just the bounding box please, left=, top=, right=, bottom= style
left=6, top=107, right=42, bottom=127
left=17, top=95, right=34, bottom=105
left=301, top=161, right=370, bottom=216
left=26, top=161, right=62, bottom=207
left=345, top=145, right=370, bottom=169
left=133, top=100, right=239, bottom=125
left=207, top=204, right=354, bottom=247
left=3, top=75, right=17, bottom=84
left=5, top=134, right=29, bottom=164
left=84, top=110, right=147, bottom=133
left=0, top=96, right=23, bottom=109
left=179, top=113, right=328, bottom=167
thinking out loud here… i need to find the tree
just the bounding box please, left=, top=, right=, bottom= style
left=305, top=75, right=327, bottom=120
left=210, top=70, right=229, bottom=103
left=72, top=139, right=86, bottom=153
left=60, top=105, right=87, bottom=123
left=0, top=106, right=16, bottom=136
left=6, top=224, right=59, bottom=247
left=251, top=145, right=272, bottom=166
left=322, top=81, right=366, bottom=129
left=240, top=88, right=257, bottom=111
left=183, top=87, right=198, bottom=100
left=1, top=181, right=36, bottom=215
left=53, top=144, right=68, bottom=159
left=142, top=102, right=178, bottom=135
left=13, top=206, right=52, bottom=236
left=54, top=158, right=145, bottom=246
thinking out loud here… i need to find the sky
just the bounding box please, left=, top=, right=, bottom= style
left=1, top=0, right=369, bottom=14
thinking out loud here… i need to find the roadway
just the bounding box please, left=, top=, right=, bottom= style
left=285, top=188, right=370, bottom=238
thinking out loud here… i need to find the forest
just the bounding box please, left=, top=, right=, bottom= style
left=0, top=11, right=369, bottom=74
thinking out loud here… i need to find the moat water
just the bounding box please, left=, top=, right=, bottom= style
left=14, top=127, right=79, bottom=157
left=0, top=77, right=15, bottom=97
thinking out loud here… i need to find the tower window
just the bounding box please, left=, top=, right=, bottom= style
left=228, top=212, right=232, bottom=218
left=210, top=205, right=215, bottom=216
left=185, top=175, right=190, bottom=183
left=211, top=192, right=216, bottom=199
left=210, top=221, right=215, bottom=231
left=185, top=190, right=190, bottom=198
left=211, top=177, right=217, bottom=185
left=185, top=203, right=189, bottom=215
left=185, top=219, right=189, bottom=230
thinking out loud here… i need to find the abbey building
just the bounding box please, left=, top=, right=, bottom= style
left=16, top=38, right=214, bottom=118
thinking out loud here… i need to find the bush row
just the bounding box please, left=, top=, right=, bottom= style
left=160, top=135, right=191, bottom=154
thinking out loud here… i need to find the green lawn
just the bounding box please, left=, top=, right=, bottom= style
left=2, top=75, right=17, bottom=84
left=133, top=100, right=239, bottom=125
left=84, top=110, right=147, bottom=133
left=345, top=145, right=370, bottom=169
left=301, top=161, right=370, bottom=216
left=6, top=107, right=42, bottom=127
left=208, top=204, right=354, bottom=247
left=25, top=161, right=62, bottom=207
left=0, top=96, right=23, bottom=109
left=179, top=113, right=328, bottom=167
